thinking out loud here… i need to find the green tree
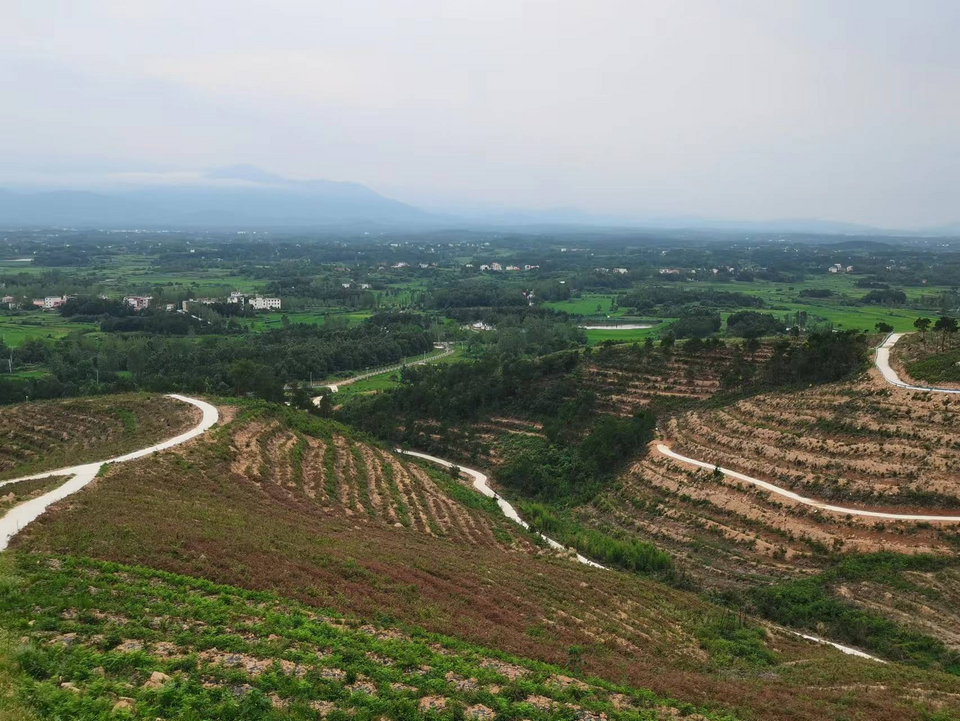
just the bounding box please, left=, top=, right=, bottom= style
left=875, top=322, right=894, bottom=334
left=933, top=316, right=958, bottom=352
left=914, top=317, right=931, bottom=345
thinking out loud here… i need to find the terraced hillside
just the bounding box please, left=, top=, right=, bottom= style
left=226, top=414, right=531, bottom=547
left=0, top=554, right=733, bottom=721
left=577, top=372, right=960, bottom=584
left=0, top=394, right=199, bottom=480
left=12, top=402, right=960, bottom=720
left=582, top=342, right=772, bottom=414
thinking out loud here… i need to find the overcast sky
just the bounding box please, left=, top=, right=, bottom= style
left=1, top=1, right=958, bottom=227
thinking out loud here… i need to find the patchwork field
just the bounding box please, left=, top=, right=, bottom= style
left=0, top=394, right=199, bottom=480
left=0, top=313, right=97, bottom=346
left=9, top=401, right=958, bottom=719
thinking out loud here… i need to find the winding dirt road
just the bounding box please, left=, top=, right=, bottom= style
left=656, top=333, right=960, bottom=522
left=0, top=394, right=218, bottom=550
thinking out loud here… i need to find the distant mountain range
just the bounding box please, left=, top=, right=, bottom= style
left=0, top=165, right=432, bottom=228
left=0, top=165, right=957, bottom=237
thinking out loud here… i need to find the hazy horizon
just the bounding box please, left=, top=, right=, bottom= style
left=2, top=1, right=959, bottom=228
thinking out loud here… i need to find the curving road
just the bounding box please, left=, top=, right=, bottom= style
left=313, top=344, right=455, bottom=402
left=395, top=449, right=605, bottom=569
left=876, top=332, right=960, bottom=394
left=0, top=394, right=219, bottom=550
left=395, top=451, right=879, bottom=661
left=657, top=333, right=960, bottom=523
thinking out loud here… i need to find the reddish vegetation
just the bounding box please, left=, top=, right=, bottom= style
left=13, top=404, right=960, bottom=720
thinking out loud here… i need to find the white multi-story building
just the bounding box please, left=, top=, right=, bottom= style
left=227, top=291, right=246, bottom=304
left=250, top=296, right=281, bottom=310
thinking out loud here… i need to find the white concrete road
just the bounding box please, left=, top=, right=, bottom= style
left=0, top=394, right=219, bottom=550
left=395, top=451, right=880, bottom=661
left=658, top=333, right=960, bottom=522
left=876, top=332, right=960, bottom=394
left=395, top=448, right=605, bottom=569
left=313, top=345, right=455, bottom=402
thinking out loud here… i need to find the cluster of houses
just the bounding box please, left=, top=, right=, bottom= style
left=466, top=263, right=540, bottom=272
left=658, top=267, right=737, bottom=276
left=341, top=282, right=372, bottom=290
left=4, top=291, right=281, bottom=313
left=828, top=263, right=855, bottom=274
left=31, top=294, right=74, bottom=309
left=390, top=262, right=435, bottom=269
left=595, top=267, right=629, bottom=274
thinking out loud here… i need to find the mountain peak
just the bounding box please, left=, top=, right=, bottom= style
left=205, top=164, right=289, bottom=185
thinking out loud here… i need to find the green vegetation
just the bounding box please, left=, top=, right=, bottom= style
left=517, top=502, right=675, bottom=579
left=748, top=554, right=960, bottom=673
left=0, top=554, right=736, bottom=721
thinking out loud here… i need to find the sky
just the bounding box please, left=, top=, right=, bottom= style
left=1, top=0, right=958, bottom=228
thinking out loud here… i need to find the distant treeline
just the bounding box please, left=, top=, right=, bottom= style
left=619, top=286, right=765, bottom=316
left=0, top=313, right=434, bottom=405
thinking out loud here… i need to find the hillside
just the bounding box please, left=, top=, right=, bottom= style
left=0, top=394, right=199, bottom=480
left=891, top=332, right=960, bottom=389
left=1, top=400, right=958, bottom=719
left=1, top=553, right=731, bottom=721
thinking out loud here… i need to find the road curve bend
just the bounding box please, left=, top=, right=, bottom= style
left=395, top=449, right=605, bottom=569
left=394, top=453, right=880, bottom=661
left=0, top=394, right=219, bottom=550
left=658, top=334, right=960, bottom=522
left=313, top=345, right=456, bottom=404
left=876, top=332, right=960, bottom=394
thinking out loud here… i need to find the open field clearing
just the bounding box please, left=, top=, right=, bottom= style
left=241, top=311, right=372, bottom=331
left=0, top=313, right=97, bottom=346
left=0, top=394, right=199, bottom=480
left=544, top=294, right=630, bottom=317
left=584, top=326, right=662, bottom=346
left=10, top=403, right=957, bottom=719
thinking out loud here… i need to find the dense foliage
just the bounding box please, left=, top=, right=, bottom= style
left=726, top=311, right=785, bottom=337
left=748, top=553, right=960, bottom=672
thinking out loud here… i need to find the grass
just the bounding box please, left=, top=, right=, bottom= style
left=0, top=552, right=738, bottom=721
left=240, top=311, right=371, bottom=332
left=0, top=314, right=97, bottom=347
left=544, top=294, right=628, bottom=318
left=0, top=556, right=38, bottom=721
left=325, top=347, right=467, bottom=403
left=584, top=325, right=663, bottom=346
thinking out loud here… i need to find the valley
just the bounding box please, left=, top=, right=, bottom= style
left=1, top=230, right=960, bottom=719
